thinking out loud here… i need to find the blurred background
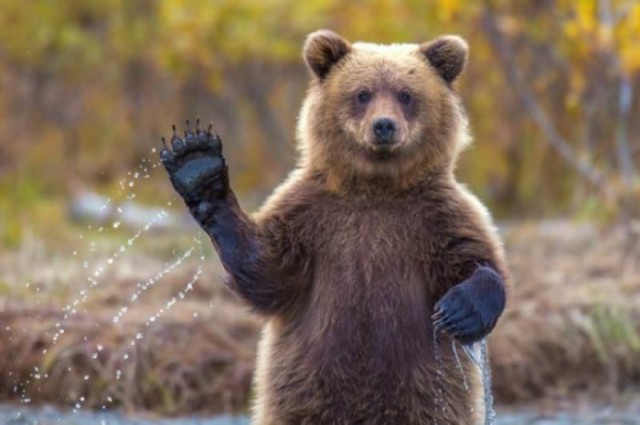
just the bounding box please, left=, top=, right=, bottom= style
left=0, top=0, right=639, bottom=423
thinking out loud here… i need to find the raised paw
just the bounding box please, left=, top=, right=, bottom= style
left=159, top=119, right=228, bottom=213
left=432, top=266, right=506, bottom=344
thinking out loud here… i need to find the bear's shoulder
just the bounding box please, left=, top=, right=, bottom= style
left=253, top=168, right=326, bottom=225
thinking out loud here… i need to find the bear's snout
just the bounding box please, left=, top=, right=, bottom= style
left=372, top=117, right=396, bottom=146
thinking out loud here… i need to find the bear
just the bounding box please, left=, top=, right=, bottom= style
left=159, top=30, right=509, bottom=425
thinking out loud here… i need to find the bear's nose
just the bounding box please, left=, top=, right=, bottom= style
left=372, top=118, right=396, bottom=144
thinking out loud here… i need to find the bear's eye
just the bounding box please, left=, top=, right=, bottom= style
left=398, top=91, right=412, bottom=106
left=357, top=90, right=372, bottom=104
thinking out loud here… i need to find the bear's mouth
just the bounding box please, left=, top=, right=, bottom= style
left=368, top=140, right=402, bottom=155
left=366, top=143, right=401, bottom=161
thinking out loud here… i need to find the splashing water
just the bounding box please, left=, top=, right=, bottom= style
left=92, top=241, right=205, bottom=410
left=431, top=329, right=447, bottom=422
left=451, top=340, right=469, bottom=391
left=143, top=264, right=203, bottom=326
left=111, top=244, right=195, bottom=324
left=462, top=339, right=496, bottom=425
left=141, top=237, right=205, bottom=327
left=53, top=210, right=170, bottom=344
left=432, top=331, right=495, bottom=425
left=14, top=149, right=210, bottom=414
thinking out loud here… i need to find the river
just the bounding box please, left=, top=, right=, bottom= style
left=1, top=404, right=639, bottom=425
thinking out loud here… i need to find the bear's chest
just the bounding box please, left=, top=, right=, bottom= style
left=292, top=198, right=439, bottom=363
left=307, top=196, right=438, bottom=291
left=310, top=195, right=432, bottom=260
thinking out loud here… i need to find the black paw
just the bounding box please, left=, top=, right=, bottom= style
left=432, top=266, right=506, bottom=344
left=160, top=119, right=228, bottom=216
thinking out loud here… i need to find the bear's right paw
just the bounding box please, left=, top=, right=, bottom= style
left=160, top=119, right=228, bottom=214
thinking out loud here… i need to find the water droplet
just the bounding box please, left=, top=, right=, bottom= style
left=112, top=221, right=121, bottom=229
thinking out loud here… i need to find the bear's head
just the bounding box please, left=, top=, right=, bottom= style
left=298, top=30, right=471, bottom=189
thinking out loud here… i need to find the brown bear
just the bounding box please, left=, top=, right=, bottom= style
left=160, top=29, right=509, bottom=425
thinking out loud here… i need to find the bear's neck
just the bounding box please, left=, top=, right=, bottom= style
left=309, top=164, right=452, bottom=197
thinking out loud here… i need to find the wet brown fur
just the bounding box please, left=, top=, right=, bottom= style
left=244, top=31, right=509, bottom=424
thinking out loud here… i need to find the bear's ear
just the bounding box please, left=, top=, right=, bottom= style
left=419, top=35, right=468, bottom=83
left=304, top=30, right=351, bottom=80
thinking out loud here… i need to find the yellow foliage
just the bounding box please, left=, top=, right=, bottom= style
left=0, top=0, right=638, bottom=224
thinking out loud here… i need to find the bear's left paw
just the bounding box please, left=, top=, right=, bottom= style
left=432, top=266, right=506, bottom=344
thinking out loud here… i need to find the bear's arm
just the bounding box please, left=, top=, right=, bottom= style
left=435, top=228, right=508, bottom=289
left=429, top=199, right=509, bottom=344
left=201, top=191, right=312, bottom=316
left=159, top=125, right=313, bottom=316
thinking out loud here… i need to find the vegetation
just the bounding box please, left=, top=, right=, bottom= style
left=0, top=1, right=638, bottom=242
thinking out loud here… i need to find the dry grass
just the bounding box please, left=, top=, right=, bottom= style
left=0, top=236, right=262, bottom=415
left=0, top=306, right=258, bottom=414
left=0, top=220, right=639, bottom=414
left=491, top=221, right=640, bottom=404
